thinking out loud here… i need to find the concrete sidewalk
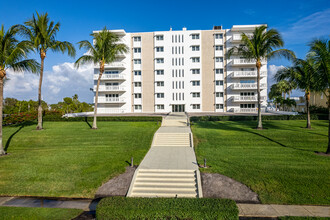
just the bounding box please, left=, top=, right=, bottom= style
left=238, top=203, right=330, bottom=218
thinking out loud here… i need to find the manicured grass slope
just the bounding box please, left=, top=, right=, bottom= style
left=192, top=120, right=330, bottom=205
left=97, top=197, right=238, bottom=220
left=0, top=206, right=82, bottom=220
left=0, top=121, right=159, bottom=198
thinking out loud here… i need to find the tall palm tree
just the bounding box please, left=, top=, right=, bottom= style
left=75, top=27, right=128, bottom=129
left=0, top=25, right=39, bottom=155
left=16, top=12, right=76, bottom=130
left=227, top=25, right=295, bottom=129
left=308, top=38, right=330, bottom=153
left=275, top=58, right=318, bottom=129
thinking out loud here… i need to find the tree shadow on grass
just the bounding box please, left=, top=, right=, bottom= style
left=85, top=117, right=92, bottom=128
left=4, top=122, right=36, bottom=152
left=194, top=121, right=316, bottom=153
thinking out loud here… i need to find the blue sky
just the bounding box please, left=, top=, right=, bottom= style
left=1, top=0, right=330, bottom=103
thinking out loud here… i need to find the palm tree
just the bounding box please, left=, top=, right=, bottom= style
left=75, top=27, right=128, bottom=129
left=0, top=25, right=39, bottom=155
left=308, top=38, right=330, bottom=153
left=269, top=84, right=282, bottom=111
left=227, top=25, right=295, bottom=129
left=275, top=58, right=318, bottom=129
left=16, top=12, right=76, bottom=130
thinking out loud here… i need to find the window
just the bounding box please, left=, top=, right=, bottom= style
left=156, top=93, right=164, bottom=98
left=192, top=69, right=200, bottom=74
left=134, top=71, right=141, bottom=75
left=216, top=92, right=224, bottom=97
left=215, top=57, right=223, bottom=62
left=215, top=34, right=223, bottom=39
left=134, top=82, right=141, bottom=87
left=156, top=81, right=164, bottom=87
left=156, top=47, right=164, bottom=52
left=156, top=70, right=164, bottom=75
left=192, top=57, right=200, bottom=63
left=192, top=34, right=200, bottom=39
left=105, top=70, right=119, bottom=74
left=134, top=105, right=142, bottom=110
left=215, top=80, right=223, bottom=86
left=192, top=92, right=200, bottom=98
left=156, top=58, right=164, bottom=63
left=240, top=104, right=255, bottom=108
left=155, top=35, right=164, bottom=40
left=192, top=104, right=200, bottom=109
left=215, top=69, right=223, bottom=74
left=216, top=104, right=224, bottom=109
left=192, top=46, right=200, bottom=51
left=215, top=45, right=223, bottom=51
left=134, top=93, right=142, bottom=98
left=133, top=36, right=141, bottom=42
left=156, top=105, right=164, bottom=110
left=192, top=81, right=200, bottom=86
left=134, top=59, right=141, bottom=64
left=134, top=48, right=141, bottom=53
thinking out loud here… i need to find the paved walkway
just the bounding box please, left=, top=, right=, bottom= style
left=238, top=203, right=330, bottom=218
left=127, top=112, right=203, bottom=198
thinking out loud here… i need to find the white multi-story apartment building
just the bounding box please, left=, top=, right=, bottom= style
left=93, top=25, right=268, bottom=114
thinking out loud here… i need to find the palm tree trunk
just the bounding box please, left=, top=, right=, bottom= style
left=305, top=91, right=311, bottom=129
left=327, top=93, right=330, bottom=154
left=36, top=52, right=45, bottom=130
left=92, top=62, right=104, bottom=129
left=256, top=62, right=262, bottom=129
left=0, top=78, right=5, bottom=155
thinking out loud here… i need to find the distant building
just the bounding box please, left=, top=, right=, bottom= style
left=310, top=92, right=328, bottom=108
left=93, top=25, right=268, bottom=114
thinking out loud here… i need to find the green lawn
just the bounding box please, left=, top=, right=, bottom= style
left=0, top=121, right=159, bottom=198
left=191, top=120, right=330, bottom=205
left=0, top=206, right=82, bottom=220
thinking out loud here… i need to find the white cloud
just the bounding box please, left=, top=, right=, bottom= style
left=281, top=8, right=330, bottom=44
left=4, top=62, right=94, bottom=104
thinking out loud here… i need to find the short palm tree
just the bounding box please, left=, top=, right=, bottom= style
left=227, top=25, right=295, bottom=129
left=0, top=25, right=39, bottom=155
left=308, top=38, right=330, bottom=153
left=275, top=58, right=318, bottom=129
left=16, top=12, right=76, bottom=130
left=75, top=27, right=128, bottom=129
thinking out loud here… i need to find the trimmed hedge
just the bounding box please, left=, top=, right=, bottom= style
left=43, top=116, right=163, bottom=122
left=96, top=197, right=238, bottom=220
left=190, top=114, right=328, bottom=122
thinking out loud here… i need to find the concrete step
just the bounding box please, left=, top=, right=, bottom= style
left=130, top=192, right=197, bottom=198
left=153, top=133, right=191, bottom=147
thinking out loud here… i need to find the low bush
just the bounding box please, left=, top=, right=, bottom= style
left=190, top=114, right=328, bottom=122
left=3, top=112, right=37, bottom=125
left=96, top=197, right=238, bottom=220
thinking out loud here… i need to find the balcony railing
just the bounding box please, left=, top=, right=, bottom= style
left=104, top=62, right=126, bottom=68
left=97, top=97, right=126, bottom=103
left=231, top=34, right=253, bottom=42
left=234, top=108, right=258, bottom=113
left=232, top=96, right=267, bottom=102
left=231, top=71, right=267, bottom=78
left=231, top=59, right=255, bottom=65
left=95, top=85, right=126, bottom=92
left=94, top=74, right=126, bottom=80
left=230, top=83, right=267, bottom=90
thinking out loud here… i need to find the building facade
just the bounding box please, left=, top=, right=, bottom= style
left=93, top=25, right=268, bottom=114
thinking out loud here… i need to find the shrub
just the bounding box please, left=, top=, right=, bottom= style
left=3, top=112, right=37, bottom=125
left=190, top=114, right=327, bottom=122
left=96, top=197, right=238, bottom=220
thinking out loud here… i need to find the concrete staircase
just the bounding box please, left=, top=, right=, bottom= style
left=128, top=169, right=199, bottom=198
left=153, top=133, right=190, bottom=147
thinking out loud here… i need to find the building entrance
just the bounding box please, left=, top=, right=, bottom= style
left=172, top=105, right=185, bottom=112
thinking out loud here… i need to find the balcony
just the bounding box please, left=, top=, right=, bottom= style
left=103, top=62, right=126, bottom=69
left=95, top=85, right=126, bottom=92
left=97, top=97, right=126, bottom=103
left=231, top=59, right=256, bottom=66
left=230, top=83, right=267, bottom=90
left=231, top=34, right=253, bottom=43
left=231, top=96, right=267, bottom=102
left=231, top=71, right=267, bottom=78
left=94, top=74, right=126, bottom=80
left=234, top=108, right=257, bottom=113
